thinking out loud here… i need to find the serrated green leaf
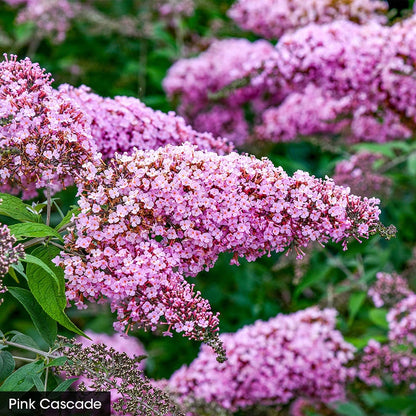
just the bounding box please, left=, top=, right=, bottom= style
left=26, top=246, right=85, bottom=337
left=8, top=223, right=63, bottom=242
left=0, top=361, right=44, bottom=391
left=55, top=207, right=80, bottom=231
left=53, top=378, right=78, bottom=392
left=8, top=287, right=57, bottom=347
left=368, top=308, right=388, bottom=329
left=0, top=351, right=15, bottom=381
left=348, top=292, right=366, bottom=326
left=0, top=193, right=40, bottom=223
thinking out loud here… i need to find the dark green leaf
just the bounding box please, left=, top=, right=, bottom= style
left=9, top=223, right=63, bottom=241
left=348, top=292, right=366, bottom=325
left=31, top=374, right=45, bottom=391
left=26, top=246, right=85, bottom=337
left=0, top=193, right=40, bottom=223
left=0, top=351, right=15, bottom=381
left=407, top=153, right=416, bottom=176
left=0, top=361, right=44, bottom=391
left=8, top=287, right=57, bottom=347
left=53, top=378, right=78, bottom=392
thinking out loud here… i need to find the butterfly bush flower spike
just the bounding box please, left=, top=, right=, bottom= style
left=0, top=55, right=98, bottom=199
left=58, top=144, right=385, bottom=358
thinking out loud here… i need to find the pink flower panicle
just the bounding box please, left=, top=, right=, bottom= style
left=163, top=38, right=279, bottom=143
left=368, top=272, right=412, bottom=308
left=4, top=0, right=75, bottom=43
left=256, top=18, right=416, bottom=143
left=59, top=84, right=233, bottom=159
left=165, top=17, right=416, bottom=145
left=358, top=340, right=416, bottom=387
left=57, top=144, right=382, bottom=349
left=0, top=215, right=25, bottom=303
left=228, top=0, right=387, bottom=39
left=0, top=222, right=25, bottom=278
left=165, top=308, right=356, bottom=411
left=387, top=294, right=416, bottom=348
left=0, top=55, right=97, bottom=199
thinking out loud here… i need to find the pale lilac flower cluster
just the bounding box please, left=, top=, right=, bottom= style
left=4, top=0, right=75, bottom=43
left=59, top=84, right=233, bottom=159
left=256, top=19, right=416, bottom=143
left=387, top=294, right=416, bottom=348
left=333, top=152, right=392, bottom=198
left=0, top=217, right=25, bottom=304
left=157, top=0, right=195, bottom=17
left=0, top=55, right=97, bottom=199
left=228, top=0, right=387, bottom=39
left=165, top=308, right=355, bottom=411
left=163, top=38, right=278, bottom=142
left=57, top=143, right=381, bottom=346
left=0, top=222, right=25, bottom=278
left=166, top=17, right=416, bottom=145
left=358, top=340, right=416, bottom=387
left=368, top=272, right=412, bottom=308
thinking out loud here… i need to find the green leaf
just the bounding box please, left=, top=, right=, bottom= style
left=46, top=356, right=69, bottom=368
left=55, top=207, right=80, bottom=231
left=31, top=374, right=45, bottom=391
left=0, top=193, right=40, bottom=223
left=8, top=287, right=57, bottom=347
left=21, top=254, right=62, bottom=290
left=0, top=361, right=44, bottom=391
left=334, top=401, right=367, bottom=416
left=368, top=308, right=389, bottom=329
left=294, top=265, right=331, bottom=298
left=348, top=292, right=366, bottom=325
left=26, top=246, right=85, bottom=337
left=0, top=351, right=15, bottom=381
left=7, top=266, right=19, bottom=283
left=10, top=333, right=39, bottom=350
left=53, top=378, right=78, bottom=392
left=407, top=153, right=416, bottom=176
left=8, top=223, right=63, bottom=241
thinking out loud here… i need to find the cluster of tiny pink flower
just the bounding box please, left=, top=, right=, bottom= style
left=387, top=294, right=416, bottom=348
left=165, top=16, right=416, bottom=145
left=228, top=0, right=387, bottom=40
left=4, top=0, right=75, bottom=43
left=57, top=143, right=381, bottom=343
left=333, top=152, right=392, bottom=198
left=0, top=55, right=97, bottom=199
left=156, top=0, right=195, bottom=18
left=0, top=221, right=25, bottom=278
left=368, top=272, right=412, bottom=308
left=358, top=339, right=416, bottom=387
left=58, top=84, right=233, bottom=160
left=165, top=307, right=355, bottom=411
left=163, top=38, right=279, bottom=144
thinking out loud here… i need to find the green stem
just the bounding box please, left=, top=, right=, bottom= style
left=1, top=339, right=59, bottom=359
left=46, top=184, right=52, bottom=227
